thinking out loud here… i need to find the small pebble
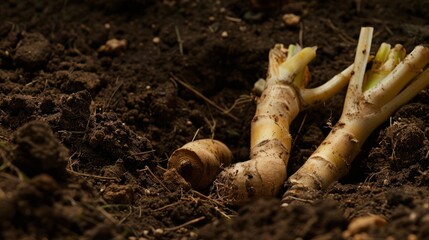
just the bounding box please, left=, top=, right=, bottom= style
left=282, top=13, right=300, bottom=26
left=343, top=215, right=387, bottom=239
left=408, top=234, right=417, bottom=240
left=154, top=228, right=164, bottom=236
left=152, top=37, right=160, bottom=44
left=98, top=38, right=127, bottom=54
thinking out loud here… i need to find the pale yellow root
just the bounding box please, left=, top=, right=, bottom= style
left=216, top=84, right=300, bottom=205
left=215, top=43, right=355, bottom=206
left=215, top=45, right=311, bottom=206
left=168, top=139, right=233, bottom=190
left=282, top=28, right=374, bottom=204
left=215, top=156, right=288, bottom=206
left=283, top=120, right=364, bottom=203
left=282, top=27, right=429, bottom=205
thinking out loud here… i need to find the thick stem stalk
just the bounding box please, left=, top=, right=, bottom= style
left=365, top=45, right=429, bottom=105
left=343, top=27, right=373, bottom=110
left=300, top=63, right=354, bottom=106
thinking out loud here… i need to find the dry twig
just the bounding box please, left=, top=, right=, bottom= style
left=170, top=73, right=239, bottom=120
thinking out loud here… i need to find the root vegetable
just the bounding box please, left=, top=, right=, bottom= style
left=282, top=27, right=429, bottom=205
left=342, top=215, right=387, bottom=239
left=168, top=139, right=233, bottom=190
left=214, top=44, right=355, bottom=206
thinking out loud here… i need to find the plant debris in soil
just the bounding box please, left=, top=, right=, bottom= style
left=1, top=0, right=429, bottom=239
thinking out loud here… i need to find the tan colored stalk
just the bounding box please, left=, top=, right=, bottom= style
left=215, top=44, right=355, bottom=206
left=168, top=139, right=233, bottom=190
left=282, top=27, right=429, bottom=205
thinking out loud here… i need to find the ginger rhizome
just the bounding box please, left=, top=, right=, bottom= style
left=282, top=27, right=429, bottom=205
left=167, top=139, right=233, bottom=190
left=214, top=44, right=355, bottom=206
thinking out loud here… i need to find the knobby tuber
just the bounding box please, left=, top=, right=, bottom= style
left=167, top=139, right=233, bottom=190
left=214, top=44, right=356, bottom=206
left=282, top=27, right=429, bottom=205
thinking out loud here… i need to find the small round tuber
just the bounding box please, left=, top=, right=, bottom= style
left=168, top=139, right=233, bottom=190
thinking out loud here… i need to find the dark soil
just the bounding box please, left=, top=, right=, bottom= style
left=1, top=0, right=429, bottom=239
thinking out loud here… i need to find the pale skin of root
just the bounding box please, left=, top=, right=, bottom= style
left=282, top=101, right=390, bottom=203
left=282, top=28, right=374, bottom=203
left=284, top=119, right=368, bottom=197
left=214, top=46, right=309, bottom=206
left=216, top=85, right=300, bottom=206
left=215, top=44, right=354, bottom=206
left=168, top=139, right=233, bottom=190
left=216, top=156, right=287, bottom=206
left=282, top=27, right=429, bottom=205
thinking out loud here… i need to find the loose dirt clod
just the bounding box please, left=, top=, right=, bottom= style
left=199, top=199, right=347, bottom=239
left=59, top=90, right=92, bottom=131
left=14, top=32, right=51, bottom=71
left=12, top=120, right=69, bottom=179
left=102, top=183, right=134, bottom=204
left=386, top=121, right=428, bottom=169
left=1, top=1, right=429, bottom=239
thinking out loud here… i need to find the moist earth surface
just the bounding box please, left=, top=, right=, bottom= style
left=1, top=0, right=429, bottom=239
